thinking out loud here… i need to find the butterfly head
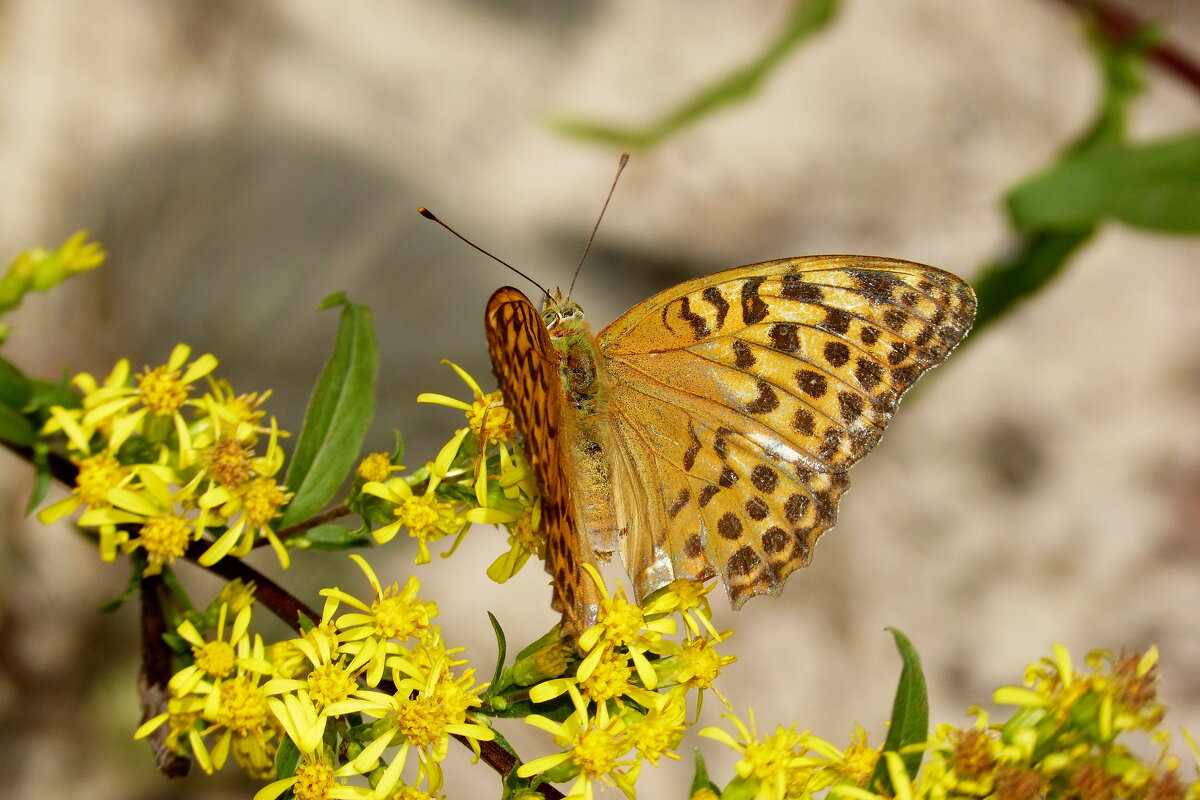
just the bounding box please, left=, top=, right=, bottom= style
left=541, top=289, right=589, bottom=340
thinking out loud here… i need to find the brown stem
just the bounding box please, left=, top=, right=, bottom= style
left=1048, top=0, right=1200, bottom=95
left=3, top=440, right=79, bottom=486
left=138, top=575, right=191, bottom=776
left=184, top=542, right=320, bottom=631
left=272, top=501, right=354, bottom=542
left=454, top=735, right=565, bottom=800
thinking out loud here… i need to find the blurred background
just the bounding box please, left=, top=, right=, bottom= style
left=1, top=1, right=1198, bottom=797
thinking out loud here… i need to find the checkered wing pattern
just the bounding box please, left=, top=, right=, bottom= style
left=597, top=256, right=976, bottom=607
left=485, top=287, right=600, bottom=631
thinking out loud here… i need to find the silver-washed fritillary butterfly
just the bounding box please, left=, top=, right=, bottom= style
left=486, top=256, right=976, bottom=634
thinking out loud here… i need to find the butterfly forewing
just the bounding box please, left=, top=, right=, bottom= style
left=597, top=256, right=976, bottom=607
left=484, top=288, right=600, bottom=632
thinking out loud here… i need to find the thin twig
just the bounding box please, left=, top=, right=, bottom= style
left=1049, top=0, right=1200, bottom=95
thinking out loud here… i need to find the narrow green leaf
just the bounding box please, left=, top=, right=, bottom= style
left=0, top=356, right=31, bottom=408
left=487, top=612, right=508, bottom=691
left=0, top=402, right=35, bottom=447
left=869, top=628, right=929, bottom=794
left=280, top=299, right=377, bottom=527
left=970, top=229, right=1094, bottom=337
left=550, top=0, right=839, bottom=148
left=27, top=375, right=81, bottom=415
left=291, top=524, right=370, bottom=550
left=26, top=441, right=52, bottom=514
left=98, top=565, right=145, bottom=613
left=275, top=734, right=300, bottom=781
left=1008, top=134, right=1200, bottom=234
left=691, top=749, right=720, bottom=798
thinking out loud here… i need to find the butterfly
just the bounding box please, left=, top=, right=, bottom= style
left=485, top=256, right=976, bottom=635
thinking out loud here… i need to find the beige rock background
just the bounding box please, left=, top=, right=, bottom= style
left=1, top=1, right=1198, bottom=798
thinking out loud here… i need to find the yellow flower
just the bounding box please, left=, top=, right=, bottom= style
left=323, top=648, right=494, bottom=796
left=262, top=625, right=361, bottom=755
left=576, top=564, right=675, bottom=692
left=252, top=753, right=371, bottom=800
left=38, top=450, right=135, bottom=559
left=0, top=229, right=105, bottom=316
left=654, top=634, right=736, bottom=706
left=480, top=500, right=543, bottom=584
left=169, top=604, right=273, bottom=697
left=518, top=697, right=636, bottom=800
left=627, top=687, right=688, bottom=766
left=418, top=360, right=515, bottom=445
left=77, top=466, right=201, bottom=575
left=194, top=378, right=274, bottom=446
left=701, top=709, right=842, bottom=800
left=363, top=473, right=464, bottom=564
left=138, top=616, right=287, bottom=780
left=197, top=476, right=292, bottom=568
left=358, top=452, right=400, bottom=483
left=320, top=555, right=439, bottom=686
left=80, top=343, right=218, bottom=454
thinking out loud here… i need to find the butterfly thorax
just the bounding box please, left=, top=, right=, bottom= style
left=542, top=293, right=601, bottom=414
left=541, top=290, right=620, bottom=561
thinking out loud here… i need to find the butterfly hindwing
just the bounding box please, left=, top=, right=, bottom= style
left=597, top=256, right=976, bottom=607
left=484, top=288, right=599, bottom=631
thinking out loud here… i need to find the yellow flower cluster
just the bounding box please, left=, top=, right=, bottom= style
left=138, top=557, right=493, bottom=799
left=501, top=566, right=733, bottom=800
left=700, top=645, right=1197, bottom=800
left=38, top=344, right=292, bottom=572
left=413, top=363, right=744, bottom=798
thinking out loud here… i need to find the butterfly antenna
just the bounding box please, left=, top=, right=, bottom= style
left=567, top=152, right=629, bottom=301
left=418, top=207, right=552, bottom=300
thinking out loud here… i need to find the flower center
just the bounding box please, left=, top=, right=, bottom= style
left=75, top=451, right=127, bottom=508
left=581, top=654, right=632, bottom=703
left=597, top=594, right=644, bottom=648
left=242, top=479, right=288, bottom=527
left=397, top=494, right=448, bottom=534
left=210, top=440, right=254, bottom=487
left=216, top=674, right=273, bottom=735
left=292, top=759, right=336, bottom=800
left=357, top=452, right=393, bottom=483
left=396, top=695, right=446, bottom=747
left=136, top=365, right=189, bottom=415
left=681, top=639, right=725, bottom=689
left=572, top=726, right=624, bottom=776
left=307, top=662, right=355, bottom=709
left=468, top=392, right=514, bottom=443
left=372, top=595, right=422, bottom=641
left=139, top=515, right=192, bottom=568
left=194, top=640, right=237, bottom=678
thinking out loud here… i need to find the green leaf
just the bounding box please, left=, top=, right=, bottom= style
left=970, top=229, right=1094, bottom=337
left=487, top=611, right=509, bottom=691
left=391, top=429, right=405, bottom=469
left=0, top=402, right=35, bottom=447
left=691, top=749, right=720, bottom=798
left=26, top=441, right=52, bottom=514
left=275, top=734, right=300, bottom=781
left=550, top=0, right=839, bottom=148
left=0, top=356, right=31, bottom=408
left=280, top=298, right=377, bottom=527
left=869, top=628, right=929, bottom=794
left=27, top=375, right=80, bottom=415
left=292, top=523, right=371, bottom=550
left=1008, top=134, right=1200, bottom=234
left=966, top=19, right=1153, bottom=340
left=98, top=565, right=145, bottom=614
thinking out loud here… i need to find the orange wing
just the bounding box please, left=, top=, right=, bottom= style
left=485, top=287, right=600, bottom=633
left=597, top=256, right=976, bottom=607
